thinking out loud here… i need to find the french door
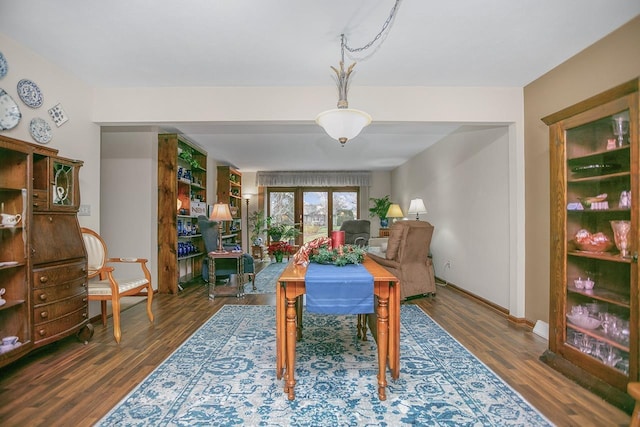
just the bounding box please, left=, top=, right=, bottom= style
left=267, top=187, right=360, bottom=244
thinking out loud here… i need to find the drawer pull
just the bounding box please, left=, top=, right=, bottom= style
left=40, top=276, right=48, bottom=283
left=33, top=193, right=39, bottom=198
left=82, top=313, right=87, bottom=318
left=33, top=203, right=40, bottom=208
left=39, top=293, right=47, bottom=301
left=40, top=311, right=48, bottom=319
left=38, top=329, right=46, bottom=336
left=48, top=216, right=53, bottom=222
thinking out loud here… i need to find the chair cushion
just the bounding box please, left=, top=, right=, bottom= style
left=88, top=278, right=149, bottom=295
left=385, top=224, right=405, bottom=260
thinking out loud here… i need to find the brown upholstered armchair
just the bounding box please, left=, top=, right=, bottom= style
left=367, top=220, right=436, bottom=300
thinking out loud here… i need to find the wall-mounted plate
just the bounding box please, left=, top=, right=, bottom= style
left=0, top=52, right=7, bottom=79
left=29, top=117, right=52, bottom=144
left=0, top=88, right=21, bottom=130
left=17, top=78, right=43, bottom=108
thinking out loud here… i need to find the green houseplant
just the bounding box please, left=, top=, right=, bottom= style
left=264, top=216, right=301, bottom=242
left=248, top=210, right=266, bottom=246
left=369, top=195, right=392, bottom=228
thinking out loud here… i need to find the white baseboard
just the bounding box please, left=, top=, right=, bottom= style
left=532, top=320, right=549, bottom=340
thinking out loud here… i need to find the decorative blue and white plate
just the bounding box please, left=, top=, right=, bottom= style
left=17, top=78, right=43, bottom=108
left=0, top=88, right=21, bottom=130
left=0, top=52, right=7, bottom=79
left=29, top=117, right=52, bottom=144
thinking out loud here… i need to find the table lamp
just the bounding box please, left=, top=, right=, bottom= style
left=385, top=203, right=404, bottom=224
left=209, top=202, right=233, bottom=252
left=407, top=198, right=427, bottom=220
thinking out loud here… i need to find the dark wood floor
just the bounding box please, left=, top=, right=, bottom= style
left=0, top=263, right=631, bottom=427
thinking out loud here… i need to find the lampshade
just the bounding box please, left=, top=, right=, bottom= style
left=385, top=203, right=404, bottom=218
left=315, top=108, right=372, bottom=146
left=407, top=198, right=427, bottom=220
left=209, top=203, right=233, bottom=222
left=243, top=193, right=252, bottom=201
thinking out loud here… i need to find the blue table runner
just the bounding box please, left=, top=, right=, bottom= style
left=305, top=263, right=374, bottom=315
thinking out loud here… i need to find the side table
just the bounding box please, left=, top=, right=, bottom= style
left=207, top=251, right=245, bottom=299
left=252, top=245, right=264, bottom=261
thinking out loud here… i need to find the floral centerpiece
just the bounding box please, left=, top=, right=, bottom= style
left=292, top=237, right=366, bottom=266
left=310, top=244, right=366, bottom=266
left=267, top=241, right=295, bottom=262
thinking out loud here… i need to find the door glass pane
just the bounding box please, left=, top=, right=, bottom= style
left=303, top=191, right=327, bottom=243
left=268, top=191, right=295, bottom=240
left=333, top=191, right=358, bottom=229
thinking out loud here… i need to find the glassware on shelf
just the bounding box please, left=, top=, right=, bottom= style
left=619, top=190, right=631, bottom=209
left=610, top=220, right=631, bottom=258
left=612, top=117, right=629, bottom=147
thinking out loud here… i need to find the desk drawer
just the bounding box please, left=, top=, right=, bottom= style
left=33, top=293, right=87, bottom=325
left=33, top=308, right=88, bottom=345
left=33, top=261, right=87, bottom=289
left=32, top=189, right=49, bottom=211
left=33, top=276, right=86, bottom=304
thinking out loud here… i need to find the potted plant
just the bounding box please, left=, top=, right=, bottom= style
left=267, top=241, right=295, bottom=263
left=264, top=216, right=301, bottom=243
left=248, top=210, right=266, bottom=246
left=369, top=195, right=392, bottom=228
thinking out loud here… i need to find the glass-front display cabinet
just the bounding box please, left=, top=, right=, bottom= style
left=542, top=79, right=638, bottom=410
left=32, top=154, right=81, bottom=211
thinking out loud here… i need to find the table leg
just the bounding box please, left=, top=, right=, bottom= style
left=296, top=295, right=303, bottom=341
left=376, top=295, right=389, bottom=401
left=237, top=258, right=244, bottom=297
left=389, top=280, right=400, bottom=379
left=285, top=296, right=298, bottom=400
left=276, top=281, right=285, bottom=380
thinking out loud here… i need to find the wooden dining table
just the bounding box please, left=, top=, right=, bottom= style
left=275, top=256, right=400, bottom=401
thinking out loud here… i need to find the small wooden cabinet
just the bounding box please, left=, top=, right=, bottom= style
left=158, top=134, right=207, bottom=293
left=542, top=79, right=638, bottom=410
left=0, top=135, right=88, bottom=368
left=216, top=166, right=243, bottom=249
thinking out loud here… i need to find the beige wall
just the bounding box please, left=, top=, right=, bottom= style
left=0, top=33, right=101, bottom=231
left=524, top=16, right=640, bottom=323
left=392, top=126, right=511, bottom=306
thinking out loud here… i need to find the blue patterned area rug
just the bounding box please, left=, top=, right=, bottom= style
left=245, top=262, right=287, bottom=294
left=97, top=305, right=552, bottom=426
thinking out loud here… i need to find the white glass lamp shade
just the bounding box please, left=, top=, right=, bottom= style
left=385, top=203, right=404, bottom=219
left=209, top=203, right=233, bottom=222
left=407, top=198, right=427, bottom=220
left=315, top=108, right=372, bottom=145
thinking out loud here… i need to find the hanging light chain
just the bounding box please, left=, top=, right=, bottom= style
left=343, top=0, right=401, bottom=55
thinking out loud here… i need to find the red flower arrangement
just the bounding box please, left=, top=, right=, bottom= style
left=267, top=241, right=295, bottom=257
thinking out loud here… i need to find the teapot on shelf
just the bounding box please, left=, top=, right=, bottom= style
left=1, top=213, right=21, bottom=226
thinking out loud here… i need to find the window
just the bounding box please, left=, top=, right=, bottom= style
left=267, top=187, right=360, bottom=244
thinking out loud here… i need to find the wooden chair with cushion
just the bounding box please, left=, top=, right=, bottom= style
left=81, top=227, right=153, bottom=343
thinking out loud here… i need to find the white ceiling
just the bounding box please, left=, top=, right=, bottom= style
left=1, top=1, right=638, bottom=171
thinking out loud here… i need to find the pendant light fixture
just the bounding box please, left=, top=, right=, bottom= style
left=315, top=0, right=401, bottom=147
left=315, top=35, right=372, bottom=147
